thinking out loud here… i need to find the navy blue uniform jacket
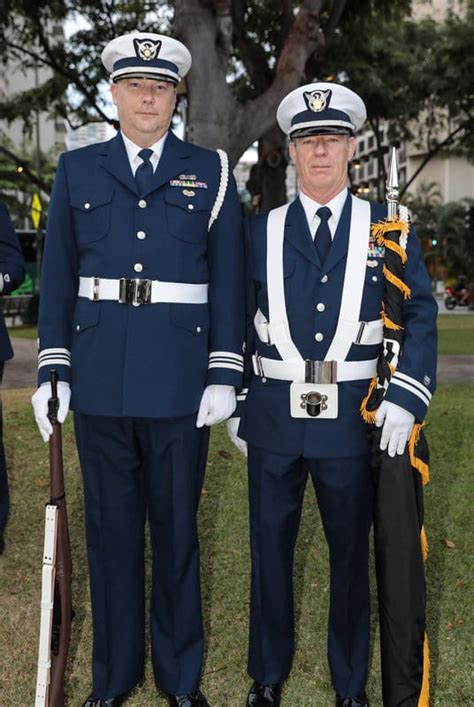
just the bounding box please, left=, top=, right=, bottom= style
left=238, top=195, right=437, bottom=458
left=38, top=131, right=245, bottom=417
left=0, top=202, right=26, bottom=361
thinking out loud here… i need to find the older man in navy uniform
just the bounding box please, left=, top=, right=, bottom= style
left=32, top=32, right=244, bottom=707
left=228, top=83, right=437, bottom=706
left=0, top=201, right=26, bottom=554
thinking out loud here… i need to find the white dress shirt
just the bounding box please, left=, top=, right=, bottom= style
left=121, top=130, right=168, bottom=176
left=299, top=187, right=349, bottom=239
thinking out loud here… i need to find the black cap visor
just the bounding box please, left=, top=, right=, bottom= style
left=114, top=72, right=178, bottom=85
left=291, top=125, right=353, bottom=139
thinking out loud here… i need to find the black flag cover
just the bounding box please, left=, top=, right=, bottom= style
left=361, top=213, right=430, bottom=707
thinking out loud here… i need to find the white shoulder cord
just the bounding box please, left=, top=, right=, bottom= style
left=208, top=149, right=229, bottom=231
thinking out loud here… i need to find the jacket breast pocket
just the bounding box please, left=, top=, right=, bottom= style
left=70, top=186, right=114, bottom=243
left=165, top=188, right=212, bottom=243
left=364, top=263, right=384, bottom=290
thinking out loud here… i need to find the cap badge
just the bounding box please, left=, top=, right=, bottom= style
left=133, top=38, right=161, bottom=61
left=304, top=89, right=332, bottom=112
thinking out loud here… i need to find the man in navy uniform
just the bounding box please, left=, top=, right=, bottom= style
left=0, top=201, right=26, bottom=554
left=227, top=83, right=437, bottom=706
left=32, top=32, right=244, bottom=707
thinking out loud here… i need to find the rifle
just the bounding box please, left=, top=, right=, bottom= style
left=35, top=370, right=73, bottom=706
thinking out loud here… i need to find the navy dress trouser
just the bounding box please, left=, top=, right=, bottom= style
left=74, top=413, right=209, bottom=699
left=247, top=445, right=373, bottom=698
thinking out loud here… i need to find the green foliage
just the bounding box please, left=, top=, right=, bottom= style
left=407, top=182, right=474, bottom=280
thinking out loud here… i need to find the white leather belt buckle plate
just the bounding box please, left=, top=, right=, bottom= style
left=290, top=383, right=338, bottom=419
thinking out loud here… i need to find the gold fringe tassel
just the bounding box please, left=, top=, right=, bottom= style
left=371, top=218, right=409, bottom=243
left=384, top=238, right=408, bottom=263
left=420, top=525, right=428, bottom=562
left=360, top=376, right=378, bottom=423
left=382, top=309, right=404, bottom=331
left=409, top=423, right=430, bottom=485
left=383, top=265, right=412, bottom=299
left=418, top=632, right=430, bottom=707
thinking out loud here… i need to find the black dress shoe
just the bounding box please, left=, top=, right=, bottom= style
left=335, top=693, right=369, bottom=707
left=82, top=690, right=130, bottom=706
left=166, top=690, right=210, bottom=706
left=246, top=681, right=282, bottom=706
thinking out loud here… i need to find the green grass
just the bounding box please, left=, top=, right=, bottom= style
left=437, top=314, right=474, bottom=355
left=8, top=326, right=37, bottom=340
left=0, top=385, right=472, bottom=705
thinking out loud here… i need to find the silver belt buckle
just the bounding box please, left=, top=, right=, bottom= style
left=92, top=277, right=100, bottom=301
left=119, top=278, right=152, bottom=306
left=304, top=360, right=337, bottom=384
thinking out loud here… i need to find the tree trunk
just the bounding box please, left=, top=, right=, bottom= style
left=247, top=124, right=288, bottom=212
left=174, top=0, right=328, bottom=165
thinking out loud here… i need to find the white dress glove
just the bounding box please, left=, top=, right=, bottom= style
left=226, top=417, right=248, bottom=456
left=196, top=384, right=236, bottom=428
left=32, top=381, right=71, bottom=442
left=375, top=400, right=415, bottom=458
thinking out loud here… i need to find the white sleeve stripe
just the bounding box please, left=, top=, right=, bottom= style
left=209, top=351, right=244, bottom=362
left=208, top=362, right=244, bottom=372
left=390, top=378, right=430, bottom=407
left=208, top=358, right=244, bottom=369
left=38, top=354, right=71, bottom=362
left=38, top=358, right=72, bottom=369
left=393, top=371, right=432, bottom=400
left=38, top=347, right=71, bottom=355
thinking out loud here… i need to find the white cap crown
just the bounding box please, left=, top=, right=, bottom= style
left=102, top=32, right=192, bottom=84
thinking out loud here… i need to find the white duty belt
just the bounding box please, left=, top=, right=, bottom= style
left=78, top=276, right=208, bottom=306
left=252, top=355, right=377, bottom=383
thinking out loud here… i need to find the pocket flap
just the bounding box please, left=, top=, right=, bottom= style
left=165, top=187, right=212, bottom=213
left=70, top=186, right=114, bottom=212
left=74, top=299, right=101, bottom=331
left=170, top=303, right=210, bottom=334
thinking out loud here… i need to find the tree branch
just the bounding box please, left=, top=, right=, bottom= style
left=401, top=120, right=472, bottom=197
left=0, top=145, right=52, bottom=194
left=231, top=0, right=326, bottom=159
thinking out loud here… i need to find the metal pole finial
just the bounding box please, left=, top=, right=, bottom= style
left=386, top=146, right=399, bottom=222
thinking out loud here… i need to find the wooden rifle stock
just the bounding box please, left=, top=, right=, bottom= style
left=35, top=371, right=73, bottom=706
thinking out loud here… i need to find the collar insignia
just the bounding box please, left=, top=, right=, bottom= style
left=303, top=89, right=332, bottom=112
left=133, top=38, right=161, bottom=61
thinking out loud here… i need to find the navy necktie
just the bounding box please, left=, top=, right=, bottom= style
left=315, top=206, right=332, bottom=264
left=135, top=148, right=154, bottom=195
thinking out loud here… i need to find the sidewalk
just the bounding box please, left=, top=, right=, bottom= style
left=2, top=337, right=473, bottom=390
